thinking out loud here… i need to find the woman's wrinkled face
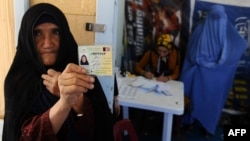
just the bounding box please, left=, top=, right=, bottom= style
left=34, top=23, right=60, bottom=66
left=157, top=46, right=169, bottom=57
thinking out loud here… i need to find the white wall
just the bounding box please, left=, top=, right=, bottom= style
left=0, top=119, right=3, bottom=141
left=114, top=0, right=125, bottom=68
left=95, top=0, right=116, bottom=110
left=14, top=0, right=29, bottom=44
left=96, top=0, right=124, bottom=68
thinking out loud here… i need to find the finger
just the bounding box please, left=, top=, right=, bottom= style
left=117, top=110, right=120, bottom=117
left=41, top=74, right=46, bottom=80
left=41, top=74, right=56, bottom=83
left=59, top=77, right=94, bottom=90
left=58, top=73, right=95, bottom=90
left=63, top=63, right=87, bottom=74
left=60, top=72, right=95, bottom=84
left=47, top=69, right=60, bottom=76
left=43, top=80, right=53, bottom=93
left=60, top=85, right=89, bottom=95
left=116, top=108, right=121, bottom=117
left=43, top=79, right=51, bottom=86
left=41, top=74, right=50, bottom=81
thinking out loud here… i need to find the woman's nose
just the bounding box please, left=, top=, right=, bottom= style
left=43, top=35, right=53, bottom=48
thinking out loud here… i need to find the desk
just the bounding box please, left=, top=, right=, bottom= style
left=117, top=77, right=184, bottom=141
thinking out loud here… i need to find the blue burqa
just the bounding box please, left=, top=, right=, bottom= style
left=180, top=5, right=247, bottom=134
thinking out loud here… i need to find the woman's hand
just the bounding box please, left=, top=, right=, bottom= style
left=49, top=63, right=94, bottom=133
left=114, top=96, right=120, bottom=117
left=58, top=63, right=95, bottom=106
left=42, top=69, right=61, bottom=97
left=156, top=75, right=170, bottom=82
left=144, top=71, right=154, bottom=79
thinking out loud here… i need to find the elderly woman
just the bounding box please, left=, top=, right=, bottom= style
left=3, top=3, right=114, bottom=141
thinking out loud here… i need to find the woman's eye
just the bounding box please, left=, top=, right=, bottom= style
left=33, top=30, right=41, bottom=37
left=53, top=29, right=60, bottom=35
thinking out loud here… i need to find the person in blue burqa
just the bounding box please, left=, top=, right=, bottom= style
left=180, top=5, right=247, bottom=136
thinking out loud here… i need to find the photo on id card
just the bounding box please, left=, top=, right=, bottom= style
left=78, top=45, right=113, bottom=76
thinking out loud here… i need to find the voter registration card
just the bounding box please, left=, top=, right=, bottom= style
left=78, top=45, right=113, bottom=76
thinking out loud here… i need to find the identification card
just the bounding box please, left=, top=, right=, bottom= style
left=78, top=45, right=113, bottom=76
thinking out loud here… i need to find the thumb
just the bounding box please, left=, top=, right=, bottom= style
left=63, top=63, right=87, bottom=74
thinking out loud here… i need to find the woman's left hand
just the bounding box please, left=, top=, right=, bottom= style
left=42, top=69, right=61, bottom=97
left=114, top=96, right=121, bottom=117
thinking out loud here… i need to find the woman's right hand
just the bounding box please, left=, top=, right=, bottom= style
left=57, top=63, right=95, bottom=106
left=49, top=63, right=94, bottom=134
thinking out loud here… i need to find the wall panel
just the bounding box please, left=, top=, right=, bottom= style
left=0, top=0, right=15, bottom=118
left=30, top=0, right=96, bottom=45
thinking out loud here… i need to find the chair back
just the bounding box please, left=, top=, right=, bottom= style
left=113, top=119, right=139, bottom=141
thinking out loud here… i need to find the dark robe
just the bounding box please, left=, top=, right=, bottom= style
left=3, top=3, right=114, bottom=141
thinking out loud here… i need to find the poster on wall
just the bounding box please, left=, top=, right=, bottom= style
left=186, top=0, right=250, bottom=112
left=123, top=0, right=184, bottom=73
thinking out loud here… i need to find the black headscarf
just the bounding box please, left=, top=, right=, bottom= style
left=3, top=3, right=114, bottom=141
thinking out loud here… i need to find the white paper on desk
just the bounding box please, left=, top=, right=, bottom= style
left=118, top=85, right=137, bottom=100
left=156, top=83, right=172, bottom=95
left=129, top=76, right=155, bottom=89
left=128, top=76, right=172, bottom=95
left=129, top=76, right=144, bottom=87
left=117, top=77, right=123, bottom=89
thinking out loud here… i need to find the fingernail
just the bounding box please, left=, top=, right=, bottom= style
left=90, top=84, right=95, bottom=89
left=90, top=77, right=95, bottom=82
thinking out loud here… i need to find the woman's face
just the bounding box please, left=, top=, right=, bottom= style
left=34, top=23, right=60, bottom=66
left=82, top=56, right=87, bottom=62
left=157, top=46, right=169, bottom=57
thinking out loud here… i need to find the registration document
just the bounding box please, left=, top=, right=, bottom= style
left=78, top=45, right=113, bottom=76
